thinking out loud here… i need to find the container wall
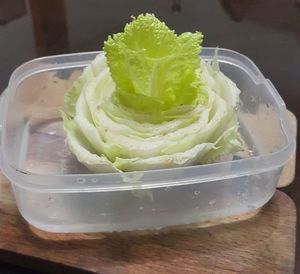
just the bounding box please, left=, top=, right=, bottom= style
left=13, top=169, right=280, bottom=232
left=2, top=50, right=294, bottom=233
left=4, top=67, right=83, bottom=171
left=3, top=51, right=290, bottom=175
left=220, top=61, right=287, bottom=156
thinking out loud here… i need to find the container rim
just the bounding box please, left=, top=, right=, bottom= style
left=7, top=48, right=266, bottom=94
left=1, top=143, right=295, bottom=193
left=0, top=48, right=296, bottom=193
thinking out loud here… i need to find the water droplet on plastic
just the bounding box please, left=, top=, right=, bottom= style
left=76, top=177, right=86, bottom=184
left=139, top=206, right=144, bottom=210
left=242, top=193, right=247, bottom=198
left=48, top=131, right=56, bottom=135
left=91, top=177, right=98, bottom=183
left=209, top=199, right=216, bottom=206
left=194, top=190, right=201, bottom=195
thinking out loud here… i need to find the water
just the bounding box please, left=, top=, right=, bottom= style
left=17, top=118, right=256, bottom=175
left=18, top=119, right=90, bottom=174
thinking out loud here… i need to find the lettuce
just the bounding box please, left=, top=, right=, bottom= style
left=104, top=14, right=207, bottom=120
left=62, top=14, right=243, bottom=172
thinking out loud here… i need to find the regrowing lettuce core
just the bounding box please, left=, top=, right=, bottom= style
left=62, top=14, right=243, bottom=172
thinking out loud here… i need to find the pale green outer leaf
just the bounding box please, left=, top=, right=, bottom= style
left=61, top=112, right=118, bottom=173
left=64, top=54, right=107, bottom=117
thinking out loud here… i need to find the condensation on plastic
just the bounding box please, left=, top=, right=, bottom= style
left=0, top=48, right=296, bottom=233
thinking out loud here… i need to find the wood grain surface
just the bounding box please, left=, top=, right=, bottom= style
left=0, top=172, right=296, bottom=274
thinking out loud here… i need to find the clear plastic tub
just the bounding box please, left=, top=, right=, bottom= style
left=0, top=48, right=295, bottom=233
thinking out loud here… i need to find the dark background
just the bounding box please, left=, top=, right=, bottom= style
left=0, top=0, right=300, bottom=273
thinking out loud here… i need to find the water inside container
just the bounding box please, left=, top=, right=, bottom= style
left=16, top=114, right=257, bottom=175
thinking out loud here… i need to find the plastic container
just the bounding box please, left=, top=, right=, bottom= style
left=0, top=48, right=295, bottom=233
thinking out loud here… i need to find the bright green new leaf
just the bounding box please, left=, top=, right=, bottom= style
left=104, top=14, right=207, bottom=117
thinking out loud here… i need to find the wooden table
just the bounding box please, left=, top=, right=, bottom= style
left=0, top=171, right=296, bottom=274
